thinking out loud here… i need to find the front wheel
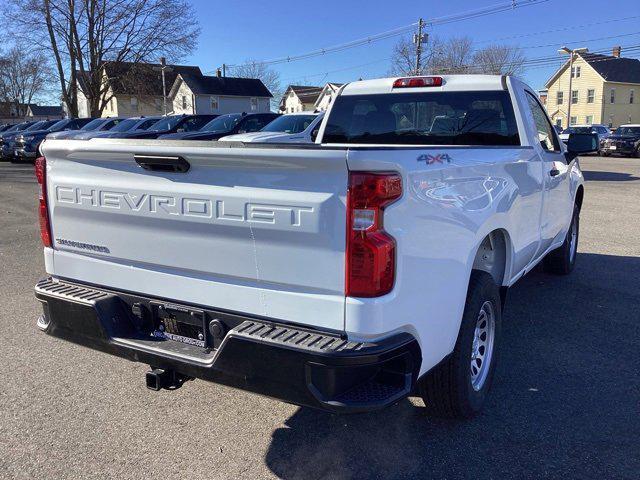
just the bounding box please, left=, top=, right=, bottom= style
left=543, top=207, right=579, bottom=275
left=418, top=270, right=502, bottom=418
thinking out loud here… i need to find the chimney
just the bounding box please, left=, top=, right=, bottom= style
left=216, top=68, right=222, bottom=78
left=612, top=46, right=621, bottom=58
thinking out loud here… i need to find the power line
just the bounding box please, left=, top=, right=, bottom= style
left=225, top=0, right=548, bottom=68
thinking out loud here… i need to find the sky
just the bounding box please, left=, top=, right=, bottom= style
left=184, top=0, right=640, bottom=93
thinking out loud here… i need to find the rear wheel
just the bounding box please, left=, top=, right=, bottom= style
left=543, top=207, right=579, bottom=275
left=419, top=270, right=502, bottom=418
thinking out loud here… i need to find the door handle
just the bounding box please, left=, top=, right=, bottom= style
left=134, top=155, right=190, bottom=173
left=549, top=168, right=560, bottom=177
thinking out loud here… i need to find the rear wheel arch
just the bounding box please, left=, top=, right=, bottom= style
left=471, top=229, right=511, bottom=308
left=575, top=185, right=584, bottom=211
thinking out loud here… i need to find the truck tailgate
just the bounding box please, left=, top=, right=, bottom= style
left=42, top=139, right=348, bottom=331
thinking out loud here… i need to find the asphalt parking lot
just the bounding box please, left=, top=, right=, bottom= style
left=0, top=156, right=639, bottom=480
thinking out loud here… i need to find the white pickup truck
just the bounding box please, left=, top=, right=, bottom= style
left=34, top=75, right=598, bottom=418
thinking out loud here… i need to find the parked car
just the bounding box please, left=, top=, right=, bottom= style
left=87, top=116, right=163, bottom=139
left=52, top=117, right=126, bottom=140
left=14, top=118, right=95, bottom=161
left=0, top=124, right=14, bottom=133
left=35, top=75, right=594, bottom=419
left=115, top=115, right=217, bottom=139
left=159, top=112, right=280, bottom=140
left=559, top=124, right=610, bottom=148
left=601, top=124, right=640, bottom=157
left=219, top=112, right=323, bottom=143
left=1, top=120, right=55, bottom=160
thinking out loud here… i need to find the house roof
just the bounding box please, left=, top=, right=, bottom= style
left=178, top=74, right=272, bottom=98
left=104, top=62, right=203, bottom=96
left=580, top=53, right=640, bottom=83
left=29, top=105, right=64, bottom=116
left=545, top=52, right=640, bottom=87
left=285, top=85, right=323, bottom=104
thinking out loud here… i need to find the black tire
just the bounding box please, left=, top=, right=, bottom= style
left=543, top=207, right=579, bottom=275
left=419, top=270, right=502, bottom=419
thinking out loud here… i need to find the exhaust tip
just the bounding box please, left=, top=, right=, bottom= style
left=36, top=314, right=50, bottom=332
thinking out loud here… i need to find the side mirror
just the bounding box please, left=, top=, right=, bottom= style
left=566, top=133, right=598, bottom=161
left=176, top=127, right=185, bottom=132
left=310, top=128, right=320, bottom=142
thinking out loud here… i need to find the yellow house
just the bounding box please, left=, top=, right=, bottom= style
left=544, top=48, right=640, bottom=128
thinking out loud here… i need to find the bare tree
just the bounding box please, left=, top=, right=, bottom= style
left=0, top=45, right=52, bottom=117
left=472, top=44, right=526, bottom=76
left=388, top=36, right=443, bottom=76
left=230, top=60, right=281, bottom=108
left=389, top=35, right=526, bottom=76
left=430, top=37, right=474, bottom=74
left=5, top=0, right=200, bottom=117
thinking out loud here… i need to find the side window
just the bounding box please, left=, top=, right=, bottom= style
left=525, top=91, right=559, bottom=152
left=241, top=117, right=265, bottom=132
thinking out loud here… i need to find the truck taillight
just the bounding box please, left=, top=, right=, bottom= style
left=35, top=156, right=52, bottom=247
left=393, top=76, right=443, bottom=88
left=346, top=172, right=402, bottom=297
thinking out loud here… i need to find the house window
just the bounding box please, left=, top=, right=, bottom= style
left=555, top=118, right=563, bottom=127
left=130, top=97, right=138, bottom=112
left=250, top=97, right=258, bottom=111
left=585, top=115, right=593, bottom=124
left=631, top=90, right=635, bottom=104
left=210, top=96, right=219, bottom=111
left=587, top=89, right=595, bottom=103
left=610, top=89, right=615, bottom=103
left=571, top=90, right=579, bottom=104
left=571, top=66, right=581, bottom=78
left=570, top=116, right=577, bottom=125
left=556, top=91, right=563, bottom=105
left=182, top=95, right=187, bottom=109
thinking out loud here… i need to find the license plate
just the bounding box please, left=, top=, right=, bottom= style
left=150, top=302, right=206, bottom=348
left=609, top=145, right=616, bottom=150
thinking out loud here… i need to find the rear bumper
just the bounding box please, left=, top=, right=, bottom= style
left=35, top=277, right=421, bottom=413
left=601, top=143, right=636, bottom=155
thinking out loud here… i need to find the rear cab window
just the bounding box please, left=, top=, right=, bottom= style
left=322, top=90, right=520, bottom=146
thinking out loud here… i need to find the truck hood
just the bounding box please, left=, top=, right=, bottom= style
left=607, top=134, right=640, bottom=141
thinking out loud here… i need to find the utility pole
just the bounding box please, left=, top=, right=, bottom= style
left=413, top=18, right=427, bottom=75
left=153, top=57, right=173, bottom=116
left=558, top=46, right=587, bottom=129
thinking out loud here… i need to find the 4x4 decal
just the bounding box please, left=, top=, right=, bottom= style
left=417, top=153, right=452, bottom=164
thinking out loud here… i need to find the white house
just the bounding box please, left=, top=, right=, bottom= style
left=169, top=73, right=272, bottom=115
left=279, top=85, right=323, bottom=113
left=314, top=83, right=344, bottom=111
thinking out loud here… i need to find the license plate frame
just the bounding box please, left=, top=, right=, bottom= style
left=150, top=301, right=207, bottom=348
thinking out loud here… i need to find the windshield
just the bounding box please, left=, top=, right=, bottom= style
left=564, top=127, right=592, bottom=134
left=201, top=114, right=242, bottom=132
left=323, top=91, right=519, bottom=146
left=110, top=118, right=140, bottom=132
left=25, top=121, right=48, bottom=131
left=81, top=118, right=107, bottom=131
left=616, top=126, right=640, bottom=135
left=48, top=120, right=69, bottom=131
left=262, top=115, right=316, bottom=133
left=148, top=116, right=183, bottom=131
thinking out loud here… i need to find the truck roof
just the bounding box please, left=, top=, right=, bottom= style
left=340, top=75, right=509, bottom=96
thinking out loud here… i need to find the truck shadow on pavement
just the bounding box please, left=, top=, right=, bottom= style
left=582, top=170, right=639, bottom=182
left=265, top=252, right=640, bottom=480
